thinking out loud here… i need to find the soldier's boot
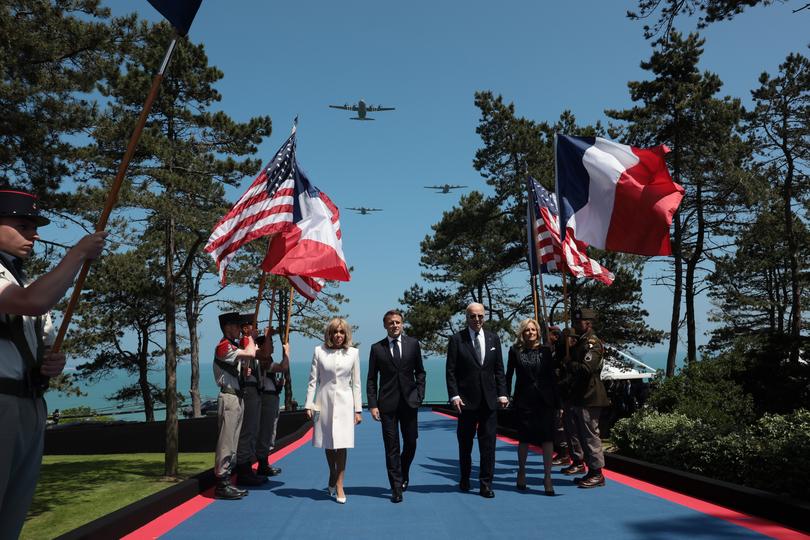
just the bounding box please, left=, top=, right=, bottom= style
left=256, top=458, right=282, bottom=477
left=562, top=462, right=586, bottom=476
left=578, top=471, right=606, bottom=489
left=214, top=477, right=245, bottom=500
left=551, top=448, right=571, bottom=466
left=235, top=462, right=268, bottom=486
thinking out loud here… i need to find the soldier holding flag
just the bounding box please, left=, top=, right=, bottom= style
left=0, top=190, right=106, bottom=536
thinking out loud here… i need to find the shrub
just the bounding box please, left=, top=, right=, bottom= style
left=646, top=357, right=756, bottom=434
left=612, top=409, right=810, bottom=500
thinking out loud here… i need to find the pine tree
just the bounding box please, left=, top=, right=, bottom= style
left=0, top=0, right=133, bottom=195
left=746, top=51, right=809, bottom=364
left=80, top=20, right=272, bottom=476
left=606, top=32, right=750, bottom=373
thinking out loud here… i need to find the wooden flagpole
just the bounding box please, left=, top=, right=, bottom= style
left=252, top=238, right=275, bottom=330
left=284, top=287, right=295, bottom=344
left=252, top=273, right=268, bottom=331
left=282, top=286, right=295, bottom=410
left=52, top=37, right=179, bottom=353
left=537, top=272, right=550, bottom=344
left=267, top=287, right=277, bottom=331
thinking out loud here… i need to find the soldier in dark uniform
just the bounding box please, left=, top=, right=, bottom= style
left=234, top=314, right=268, bottom=486
left=562, top=307, right=609, bottom=488
left=256, top=330, right=289, bottom=477
left=559, top=328, right=586, bottom=475
left=213, top=311, right=257, bottom=499
left=0, top=190, right=106, bottom=536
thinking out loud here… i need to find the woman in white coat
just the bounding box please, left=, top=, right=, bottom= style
left=305, top=317, right=362, bottom=504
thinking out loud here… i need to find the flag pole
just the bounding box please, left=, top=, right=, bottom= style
left=284, top=287, right=295, bottom=344
left=553, top=132, right=571, bottom=356
left=252, top=238, right=275, bottom=330
left=281, top=286, right=295, bottom=410
left=531, top=274, right=540, bottom=325
left=52, top=36, right=179, bottom=353
left=252, top=273, right=267, bottom=330
left=267, top=287, right=277, bottom=332
left=537, top=272, right=550, bottom=344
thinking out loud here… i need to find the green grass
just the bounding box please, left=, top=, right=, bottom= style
left=21, top=453, right=213, bottom=540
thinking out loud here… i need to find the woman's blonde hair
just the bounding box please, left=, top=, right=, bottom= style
left=514, top=318, right=541, bottom=350
left=324, top=317, right=352, bottom=350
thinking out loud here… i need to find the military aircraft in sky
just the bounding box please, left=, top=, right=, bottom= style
left=424, top=184, right=467, bottom=194
left=346, top=207, right=383, bottom=215
left=329, top=99, right=395, bottom=120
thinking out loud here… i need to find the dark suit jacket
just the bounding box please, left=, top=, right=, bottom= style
left=506, top=345, right=561, bottom=410
left=446, top=328, right=507, bottom=411
left=366, top=334, right=426, bottom=413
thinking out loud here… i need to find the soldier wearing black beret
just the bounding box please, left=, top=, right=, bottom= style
left=0, top=190, right=106, bottom=536
left=213, top=311, right=257, bottom=499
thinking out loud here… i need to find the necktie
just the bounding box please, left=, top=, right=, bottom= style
left=392, top=338, right=401, bottom=361
left=474, top=332, right=483, bottom=364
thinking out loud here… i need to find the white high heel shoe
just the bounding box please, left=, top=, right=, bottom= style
left=327, top=485, right=336, bottom=497
left=336, top=494, right=347, bottom=504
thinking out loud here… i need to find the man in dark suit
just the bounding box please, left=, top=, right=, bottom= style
left=367, top=309, right=426, bottom=503
left=446, top=302, right=508, bottom=498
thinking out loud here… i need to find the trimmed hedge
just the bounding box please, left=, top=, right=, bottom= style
left=612, top=409, right=810, bottom=500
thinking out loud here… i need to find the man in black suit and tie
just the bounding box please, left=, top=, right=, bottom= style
left=367, top=309, right=426, bottom=503
left=446, top=302, right=508, bottom=498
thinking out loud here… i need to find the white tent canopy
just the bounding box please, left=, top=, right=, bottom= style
left=601, top=345, right=658, bottom=380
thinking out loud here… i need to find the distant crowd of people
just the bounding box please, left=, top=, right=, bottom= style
left=212, top=302, right=610, bottom=503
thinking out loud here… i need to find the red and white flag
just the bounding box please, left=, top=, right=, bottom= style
left=204, top=123, right=350, bottom=300
left=528, top=177, right=614, bottom=285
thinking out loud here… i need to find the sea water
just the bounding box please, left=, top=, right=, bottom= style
left=46, top=350, right=672, bottom=422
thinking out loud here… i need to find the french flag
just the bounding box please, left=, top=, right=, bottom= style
left=555, top=134, right=684, bottom=257
left=261, top=163, right=350, bottom=292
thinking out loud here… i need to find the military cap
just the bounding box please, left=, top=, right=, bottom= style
left=239, top=313, right=254, bottom=327
left=573, top=307, right=596, bottom=321
left=548, top=325, right=561, bottom=335
left=218, top=311, right=242, bottom=327
left=0, top=190, right=50, bottom=226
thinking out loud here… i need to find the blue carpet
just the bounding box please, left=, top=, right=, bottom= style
left=161, top=411, right=768, bottom=539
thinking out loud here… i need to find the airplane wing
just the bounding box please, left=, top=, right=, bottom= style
left=329, top=104, right=358, bottom=111
left=346, top=207, right=362, bottom=211
left=424, top=186, right=442, bottom=189
left=369, top=208, right=382, bottom=212
left=449, top=185, right=468, bottom=189
left=367, top=106, right=395, bottom=112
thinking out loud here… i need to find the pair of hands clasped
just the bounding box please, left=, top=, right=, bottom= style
left=451, top=396, right=509, bottom=414
left=306, top=408, right=362, bottom=425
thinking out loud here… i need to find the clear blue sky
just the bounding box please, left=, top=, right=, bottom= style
left=58, top=2, right=807, bottom=385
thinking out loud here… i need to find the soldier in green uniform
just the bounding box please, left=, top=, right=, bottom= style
left=562, top=307, right=609, bottom=488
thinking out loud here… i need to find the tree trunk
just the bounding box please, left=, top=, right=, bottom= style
left=783, top=153, right=800, bottom=364
left=185, top=269, right=201, bottom=418
left=138, top=326, right=155, bottom=422
left=164, top=214, right=179, bottom=477
left=685, top=184, right=705, bottom=364
left=666, top=211, right=683, bottom=377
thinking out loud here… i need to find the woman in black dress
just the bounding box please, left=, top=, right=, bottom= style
left=506, top=318, right=559, bottom=495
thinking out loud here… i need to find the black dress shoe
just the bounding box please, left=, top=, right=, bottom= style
left=391, top=489, right=403, bottom=503
left=479, top=487, right=495, bottom=498
left=400, top=480, right=408, bottom=492
left=459, top=479, right=470, bottom=492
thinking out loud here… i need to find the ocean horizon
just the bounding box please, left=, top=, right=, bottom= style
left=47, top=348, right=675, bottom=422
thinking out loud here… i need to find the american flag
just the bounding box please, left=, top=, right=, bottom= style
left=204, top=123, right=330, bottom=300
left=527, top=176, right=614, bottom=285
